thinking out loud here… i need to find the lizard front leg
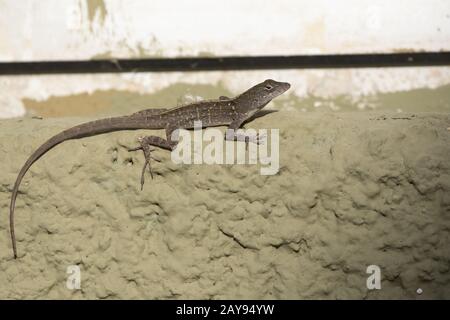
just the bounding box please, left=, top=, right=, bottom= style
left=225, top=119, right=265, bottom=149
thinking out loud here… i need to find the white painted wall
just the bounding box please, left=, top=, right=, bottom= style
left=0, top=0, right=449, bottom=118
left=1, top=0, right=449, bottom=60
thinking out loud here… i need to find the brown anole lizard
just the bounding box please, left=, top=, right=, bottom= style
left=9, top=79, right=290, bottom=258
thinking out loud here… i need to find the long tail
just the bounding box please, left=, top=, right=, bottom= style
left=10, top=116, right=151, bottom=258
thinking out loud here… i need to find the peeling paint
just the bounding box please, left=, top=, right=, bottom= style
left=86, top=0, right=107, bottom=26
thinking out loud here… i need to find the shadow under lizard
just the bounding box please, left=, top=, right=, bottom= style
left=8, top=79, right=290, bottom=259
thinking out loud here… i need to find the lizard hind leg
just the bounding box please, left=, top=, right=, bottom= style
left=128, top=136, right=172, bottom=190
left=137, top=141, right=159, bottom=191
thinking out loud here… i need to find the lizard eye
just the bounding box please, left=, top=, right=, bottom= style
left=264, top=85, right=273, bottom=90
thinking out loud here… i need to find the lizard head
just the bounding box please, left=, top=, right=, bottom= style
left=235, top=79, right=291, bottom=111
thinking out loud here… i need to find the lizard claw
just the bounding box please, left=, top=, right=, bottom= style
left=140, top=146, right=155, bottom=190
left=140, top=154, right=154, bottom=190
left=140, top=161, right=148, bottom=190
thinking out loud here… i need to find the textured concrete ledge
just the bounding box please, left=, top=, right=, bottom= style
left=0, top=112, right=449, bottom=299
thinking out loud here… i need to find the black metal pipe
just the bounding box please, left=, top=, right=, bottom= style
left=0, top=52, right=449, bottom=75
